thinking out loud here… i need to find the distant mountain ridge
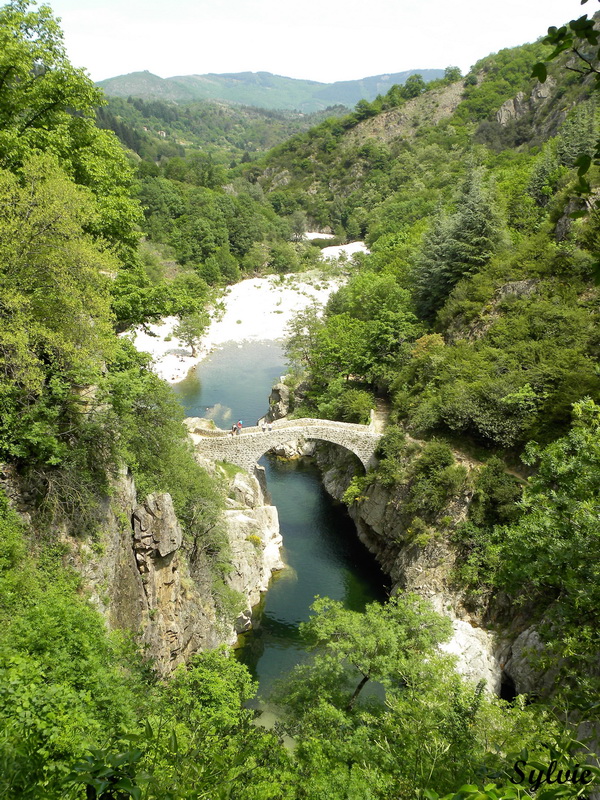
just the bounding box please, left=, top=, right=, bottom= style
left=97, top=69, right=445, bottom=111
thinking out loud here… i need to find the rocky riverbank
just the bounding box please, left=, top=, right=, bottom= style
left=258, top=382, right=542, bottom=697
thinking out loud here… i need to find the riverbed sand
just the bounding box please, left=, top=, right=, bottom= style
left=126, top=240, right=370, bottom=383
left=125, top=274, right=338, bottom=383
left=304, top=231, right=335, bottom=240
left=320, top=241, right=369, bottom=259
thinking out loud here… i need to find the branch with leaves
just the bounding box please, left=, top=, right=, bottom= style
left=532, top=1, right=600, bottom=196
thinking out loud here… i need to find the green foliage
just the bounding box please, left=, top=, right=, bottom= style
left=414, top=168, right=504, bottom=320
left=0, top=492, right=150, bottom=799
left=494, top=399, right=600, bottom=695
left=451, top=399, right=600, bottom=698
left=454, top=42, right=548, bottom=123
left=135, top=649, right=292, bottom=800
left=0, top=1, right=101, bottom=159
left=101, top=94, right=350, bottom=163
left=0, top=1, right=141, bottom=258
left=173, top=311, right=210, bottom=356
left=527, top=142, right=563, bottom=207
left=402, top=73, right=426, bottom=98
left=445, top=66, right=462, bottom=82
left=0, top=532, right=290, bottom=799
left=452, top=459, right=523, bottom=590
left=286, top=270, right=421, bottom=420
left=404, top=441, right=467, bottom=518
left=467, top=458, right=523, bottom=528
left=0, top=154, right=125, bottom=528
left=0, top=494, right=34, bottom=615
left=555, top=102, right=598, bottom=169
left=429, top=726, right=600, bottom=800
left=279, top=594, right=452, bottom=714
left=533, top=3, right=600, bottom=89
left=376, top=432, right=467, bottom=531
left=342, top=474, right=371, bottom=505
left=0, top=497, right=289, bottom=799
left=375, top=426, right=408, bottom=486
left=273, top=594, right=565, bottom=799
left=310, top=313, right=369, bottom=383
left=111, top=261, right=210, bottom=329
left=68, top=749, right=145, bottom=800
left=317, top=381, right=374, bottom=424
left=136, top=172, right=290, bottom=286
left=392, top=276, right=600, bottom=449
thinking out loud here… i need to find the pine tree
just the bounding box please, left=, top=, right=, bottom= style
left=556, top=101, right=597, bottom=168
left=444, top=168, right=502, bottom=286
left=413, top=209, right=454, bottom=320
left=413, top=169, right=502, bottom=320
left=528, top=143, right=561, bottom=206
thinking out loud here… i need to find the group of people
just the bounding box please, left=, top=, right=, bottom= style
left=229, top=419, right=273, bottom=436
left=231, top=421, right=243, bottom=436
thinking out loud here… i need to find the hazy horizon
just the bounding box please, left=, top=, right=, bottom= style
left=97, top=67, right=445, bottom=84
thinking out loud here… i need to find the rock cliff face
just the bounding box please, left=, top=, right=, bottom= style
left=221, top=468, right=284, bottom=633
left=495, top=78, right=555, bottom=125
left=314, top=442, right=557, bottom=696
left=66, top=469, right=220, bottom=675
left=312, top=444, right=504, bottom=694
left=262, top=382, right=291, bottom=423
left=63, top=458, right=283, bottom=677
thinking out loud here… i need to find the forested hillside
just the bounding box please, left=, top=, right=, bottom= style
left=1, top=0, right=600, bottom=798
left=96, top=95, right=350, bottom=164
left=260, top=21, right=600, bottom=705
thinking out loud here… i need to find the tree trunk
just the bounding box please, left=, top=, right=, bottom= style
left=346, top=674, right=370, bottom=711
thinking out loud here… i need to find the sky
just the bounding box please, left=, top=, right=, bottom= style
left=46, top=0, right=586, bottom=84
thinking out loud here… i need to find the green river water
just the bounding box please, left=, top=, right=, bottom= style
left=173, top=340, right=388, bottom=701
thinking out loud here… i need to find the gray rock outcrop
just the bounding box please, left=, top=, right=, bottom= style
left=71, top=470, right=226, bottom=676
left=496, top=91, right=529, bottom=125
left=498, top=625, right=557, bottom=695
left=262, top=381, right=291, bottom=423
left=496, top=79, right=555, bottom=125
left=133, top=493, right=183, bottom=561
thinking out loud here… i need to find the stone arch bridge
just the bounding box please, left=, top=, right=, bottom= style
left=187, top=418, right=382, bottom=474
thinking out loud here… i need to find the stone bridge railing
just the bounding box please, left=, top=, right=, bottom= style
left=187, top=417, right=381, bottom=474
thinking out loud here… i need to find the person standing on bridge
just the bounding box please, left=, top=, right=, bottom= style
left=237, top=420, right=243, bottom=434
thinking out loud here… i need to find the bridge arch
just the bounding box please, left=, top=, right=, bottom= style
left=188, top=418, right=381, bottom=475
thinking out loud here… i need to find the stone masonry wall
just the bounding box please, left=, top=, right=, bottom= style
left=188, top=418, right=381, bottom=473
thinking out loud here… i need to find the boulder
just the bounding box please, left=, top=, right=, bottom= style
left=265, top=382, right=291, bottom=422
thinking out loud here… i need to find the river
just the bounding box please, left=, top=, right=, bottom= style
left=173, top=340, right=388, bottom=700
